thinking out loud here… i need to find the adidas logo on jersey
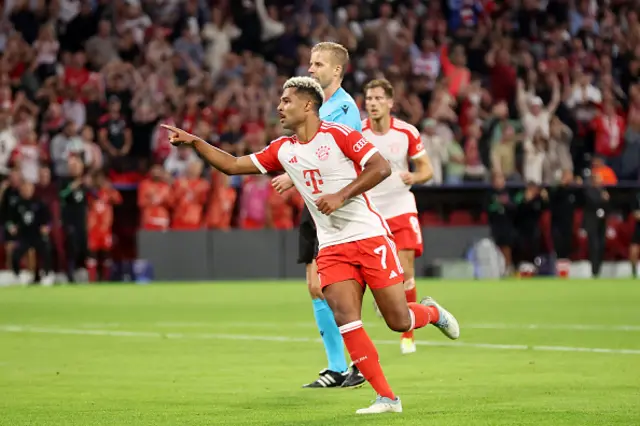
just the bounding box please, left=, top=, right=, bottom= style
left=288, top=155, right=298, bottom=164
left=389, top=270, right=398, bottom=279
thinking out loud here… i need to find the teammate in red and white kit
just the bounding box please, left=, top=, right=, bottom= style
left=161, top=77, right=459, bottom=415
left=362, top=79, right=434, bottom=355
left=87, top=170, right=122, bottom=282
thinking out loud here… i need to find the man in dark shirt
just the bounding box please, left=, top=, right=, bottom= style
left=60, top=156, right=89, bottom=283
left=513, top=182, right=547, bottom=276
left=8, top=181, right=54, bottom=285
left=98, top=96, right=132, bottom=171
left=549, top=171, right=578, bottom=276
left=1, top=169, right=23, bottom=270
left=583, top=174, right=610, bottom=278
left=487, top=173, right=516, bottom=274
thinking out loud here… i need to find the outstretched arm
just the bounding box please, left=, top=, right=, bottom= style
left=161, top=124, right=262, bottom=175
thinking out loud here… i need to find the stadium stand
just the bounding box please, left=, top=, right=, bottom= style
left=0, top=0, right=640, bottom=280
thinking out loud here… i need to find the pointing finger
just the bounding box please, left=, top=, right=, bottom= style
left=160, top=124, right=181, bottom=133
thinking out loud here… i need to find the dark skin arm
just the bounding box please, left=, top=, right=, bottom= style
left=315, top=152, right=391, bottom=215
left=161, top=124, right=261, bottom=175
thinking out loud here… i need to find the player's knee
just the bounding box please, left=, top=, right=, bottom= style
left=330, top=308, right=360, bottom=328
left=383, top=310, right=412, bottom=332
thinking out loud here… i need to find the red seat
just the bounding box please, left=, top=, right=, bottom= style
left=449, top=210, right=474, bottom=226
left=420, top=212, right=444, bottom=226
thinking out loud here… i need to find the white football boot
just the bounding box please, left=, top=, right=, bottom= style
left=420, top=297, right=460, bottom=339
left=356, top=395, right=403, bottom=414
left=400, top=337, right=417, bottom=354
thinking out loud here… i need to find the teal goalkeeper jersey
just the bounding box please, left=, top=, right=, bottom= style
left=319, top=87, right=362, bottom=132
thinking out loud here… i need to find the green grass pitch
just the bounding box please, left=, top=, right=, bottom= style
left=1, top=280, right=639, bottom=425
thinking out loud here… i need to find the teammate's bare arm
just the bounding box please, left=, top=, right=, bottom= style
left=316, top=151, right=390, bottom=215
left=161, top=124, right=261, bottom=175
left=400, top=154, right=433, bottom=185
left=272, top=173, right=294, bottom=194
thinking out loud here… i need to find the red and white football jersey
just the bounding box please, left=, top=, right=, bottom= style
left=362, top=117, right=426, bottom=219
left=250, top=121, right=391, bottom=249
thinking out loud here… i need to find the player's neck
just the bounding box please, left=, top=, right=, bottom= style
left=295, top=116, right=322, bottom=143
left=371, top=115, right=391, bottom=134
left=323, top=82, right=341, bottom=102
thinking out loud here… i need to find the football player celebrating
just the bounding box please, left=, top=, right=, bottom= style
left=162, top=76, right=459, bottom=414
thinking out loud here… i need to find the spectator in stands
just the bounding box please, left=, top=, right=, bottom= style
left=62, top=2, right=97, bottom=53
left=524, top=131, right=548, bottom=185
left=544, top=117, right=574, bottom=185
left=173, top=27, right=205, bottom=68
left=486, top=43, right=517, bottom=105
left=461, top=123, right=487, bottom=182
left=445, top=137, right=466, bottom=185
left=439, top=41, right=471, bottom=99
left=85, top=20, right=119, bottom=69
left=419, top=119, right=446, bottom=185
left=61, top=85, right=87, bottom=130
left=0, top=111, right=18, bottom=178
left=268, top=183, right=303, bottom=230
left=79, top=125, right=103, bottom=173
left=517, top=76, right=561, bottom=144
left=491, top=124, right=522, bottom=181
left=164, top=144, right=198, bottom=178
left=138, top=164, right=172, bottom=231
left=170, top=160, right=210, bottom=230
left=51, top=121, right=80, bottom=179
left=33, top=23, right=59, bottom=82
left=205, top=171, right=237, bottom=230
left=591, top=99, right=626, bottom=174
left=238, top=175, right=271, bottom=230
left=12, top=130, right=44, bottom=184
left=98, top=96, right=133, bottom=170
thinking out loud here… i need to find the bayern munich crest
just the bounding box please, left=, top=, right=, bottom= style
left=316, top=145, right=331, bottom=161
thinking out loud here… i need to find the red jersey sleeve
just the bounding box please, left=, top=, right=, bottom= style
left=392, top=119, right=426, bottom=159
left=336, top=130, right=379, bottom=168
left=249, top=137, right=287, bottom=174
left=407, top=128, right=426, bottom=159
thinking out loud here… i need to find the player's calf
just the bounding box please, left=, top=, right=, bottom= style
left=371, top=283, right=413, bottom=332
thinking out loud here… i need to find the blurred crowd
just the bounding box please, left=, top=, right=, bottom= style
left=0, top=0, right=639, bottom=234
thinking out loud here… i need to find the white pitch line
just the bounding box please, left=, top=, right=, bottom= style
left=1, top=325, right=639, bottom=355
left=151, top=321, right=640, bottom=332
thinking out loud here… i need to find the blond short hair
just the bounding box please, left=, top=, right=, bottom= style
left=311, top=42, right=350, bottom=78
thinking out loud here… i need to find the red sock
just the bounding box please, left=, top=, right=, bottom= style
left=87, top=259, right=97, bottom=282
left=408, top=303, right=439, bottom=329
left=340, top=321, right=395, bottom=399
left=402, top=285, right=417, bottom=339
